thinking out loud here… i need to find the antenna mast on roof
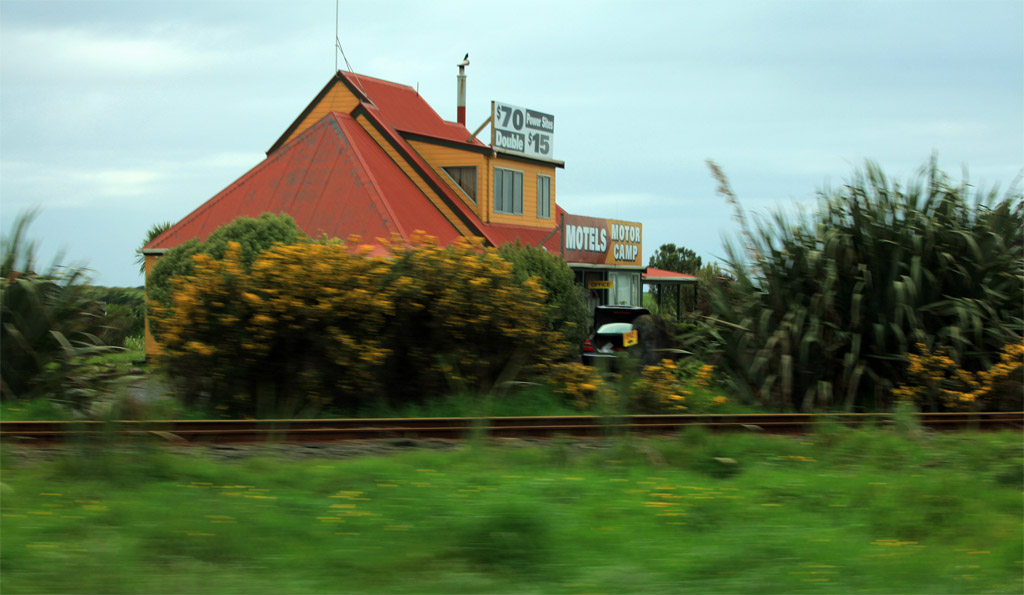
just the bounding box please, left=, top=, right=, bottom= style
left=334, top=0, right=369, bottom=100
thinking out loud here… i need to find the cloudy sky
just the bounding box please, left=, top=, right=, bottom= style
left=1, top=0, right=1021, bottom=287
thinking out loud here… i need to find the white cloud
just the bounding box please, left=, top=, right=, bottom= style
left=1, top=24, right=221, bottom=80
left=71, top=169, right=166, bottom=198
left=1, top=151, right=265, bottom=211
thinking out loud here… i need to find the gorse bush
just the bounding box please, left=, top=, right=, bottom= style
left=147, top=213, right=304, bottom=339
left=892, top=342, right=1023, bottom=412
left=153, top=241, right=394, bottom=415
left=701, top=158, right=1023, bottom=412
left=543, top=362, right=605, bottom=411
left=153, top=234, right=568, bottom=415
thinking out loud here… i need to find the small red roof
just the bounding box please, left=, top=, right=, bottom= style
left=643, top=267, right=699, bottom=283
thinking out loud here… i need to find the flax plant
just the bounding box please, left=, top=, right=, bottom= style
left=1, top=211, right=124, bottom=409
left=700, top=159, right=1023, bottom=411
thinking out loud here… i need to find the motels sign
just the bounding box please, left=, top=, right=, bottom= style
left=563, top=214, right=643, bottom=267
left=491, top=101, right=555, bottom=160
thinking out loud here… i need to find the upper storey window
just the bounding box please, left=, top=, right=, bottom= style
left=537, top=174, right=552, bottom=218
left=442, top=166, right=477, bottom=203
left=494, top=167, right=523, bottom=215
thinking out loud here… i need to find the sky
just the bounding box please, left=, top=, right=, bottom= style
left=1, top=0, right=1021, bottom=288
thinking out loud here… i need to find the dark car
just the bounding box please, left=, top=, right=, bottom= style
left=581, top=305, right=651, bottom=366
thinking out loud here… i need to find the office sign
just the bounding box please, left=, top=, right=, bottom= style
left=491, top=101, right=555, bottom=160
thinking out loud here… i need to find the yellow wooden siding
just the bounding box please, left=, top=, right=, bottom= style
left=355, top=114, right=476, bottom=238
left=280, top=84, right=361, bottom=149
left=407, top=140, right=488, bottom=219
left=486, top=155, right=558, bottom=229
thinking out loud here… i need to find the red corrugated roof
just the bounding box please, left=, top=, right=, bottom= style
left=484, top=205, right=569, bottom=252
left=146, top=112, right=462, bottom=251
left=643, top=268, right=699, bottom=282
left=341, top=72, right=488, bottom=149
left=151, top=71, right=570, bottom=258
left=354, top=101, right=498, bottom=246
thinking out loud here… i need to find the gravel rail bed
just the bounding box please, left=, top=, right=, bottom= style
left=2, top=436, right=613, bottom=466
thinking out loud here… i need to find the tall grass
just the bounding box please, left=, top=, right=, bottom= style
left=2, top=428, right=1019, bottom=593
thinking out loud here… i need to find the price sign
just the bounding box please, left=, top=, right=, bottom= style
left=492, top=101, right=555, bottom=160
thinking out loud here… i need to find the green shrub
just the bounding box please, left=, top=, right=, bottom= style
left=497, top=240, right=589, bottom=349
left=81, top=286, right=146, bottom=346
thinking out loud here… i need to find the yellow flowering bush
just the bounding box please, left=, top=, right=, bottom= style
left=153, top=233, right=570, bottom=415
left=153, top=242, right=394, bottom=415
left=892, top=342, right=1024, bottom=411
left=381, top=234, right=567, bottom=403
left=544, top=362, right=606, bottom=411
left=624, top=359, right=733, bottom=414
left=631, top=359, right=690, bottom=413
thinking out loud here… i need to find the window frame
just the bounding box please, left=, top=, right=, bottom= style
left=493, top=166, right=524, bottom=215
left=441, top=166, right=478, bottom=203
left=537, top=174, right=552, bottom=218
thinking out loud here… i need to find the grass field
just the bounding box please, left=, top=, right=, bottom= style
left=1, top=424, right=1021, bottom=593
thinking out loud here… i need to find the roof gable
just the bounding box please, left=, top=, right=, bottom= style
left=268, top=71, right=487, bottom=156
left=146, top=112, right=462, bottom=252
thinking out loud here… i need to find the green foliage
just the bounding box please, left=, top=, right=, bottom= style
left=452, top=501, right=553, bottom=573
left=649, top=242, right=702, bottom=274
left=146, top=213, right=304, bottom=339
left=497, top=240, right=589, bottom=349
left=700, top=158, right=1023, bottom=411
left=135, top=220, right=172, bottom=274
left=81, top=286, right=146, bottom=346
left=0, top=211, right=125, bottom=409
left=2, top=431, right=1021, bottom=593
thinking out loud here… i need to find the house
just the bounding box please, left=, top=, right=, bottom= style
left=142, top=65, right=647, bottom=354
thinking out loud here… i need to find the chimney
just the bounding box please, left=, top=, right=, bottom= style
left=456, top=54, right=469, bottom=126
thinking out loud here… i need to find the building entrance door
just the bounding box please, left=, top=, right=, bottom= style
left=609, top=271, right=640, bottom=306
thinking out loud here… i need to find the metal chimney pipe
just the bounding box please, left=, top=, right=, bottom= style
left=456, top=54, right=469, bottom=126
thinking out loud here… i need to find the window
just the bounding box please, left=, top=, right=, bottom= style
left=537, top=174, right=551, bottom=218
left=442, top=166, right=477, bottom=202
left=493, top=167, right=523, bottom=215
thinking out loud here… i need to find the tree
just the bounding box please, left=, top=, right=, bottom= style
left=648, top=243, right=702, bottom=274
left=135, top=221, right=172, bottom=274
left=699, top=158, right=1023, bottom=412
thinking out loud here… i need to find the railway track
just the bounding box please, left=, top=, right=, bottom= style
left=2, top=412, right=1021, bottom=445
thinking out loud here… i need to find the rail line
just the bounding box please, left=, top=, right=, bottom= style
left=1, top=412, right=1021, bottom=445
